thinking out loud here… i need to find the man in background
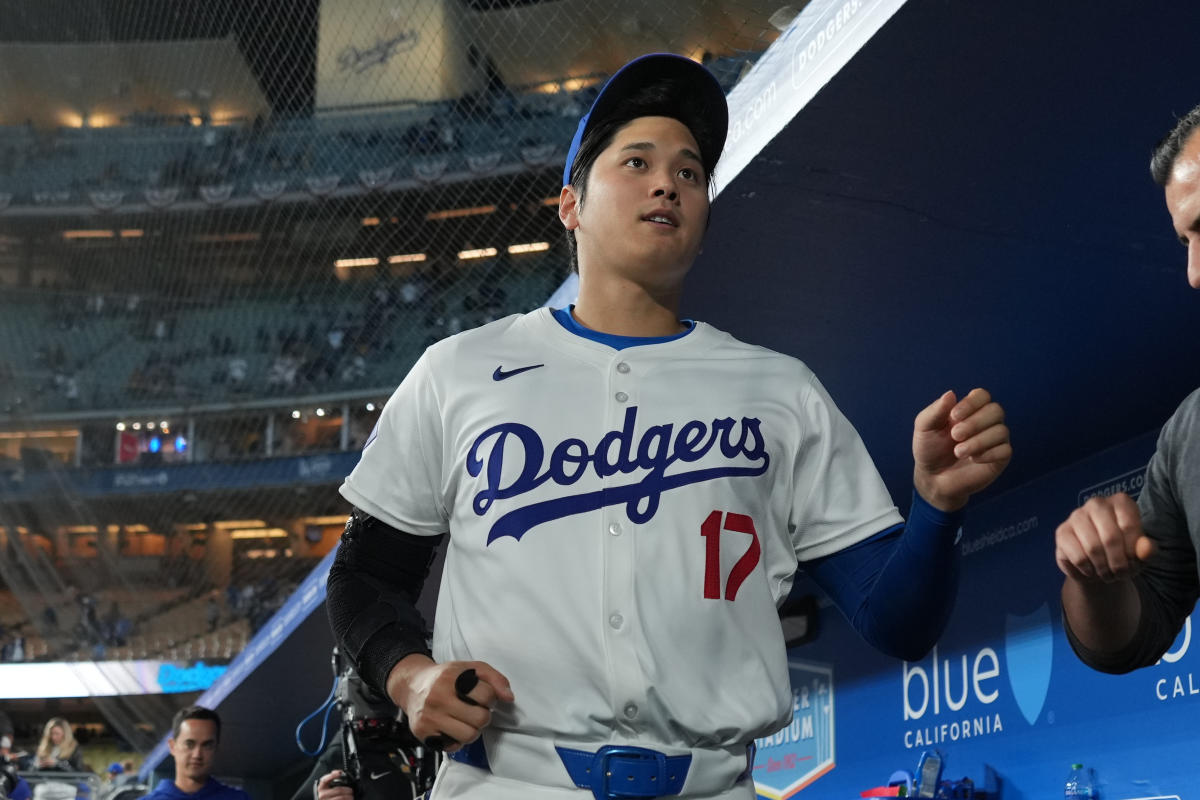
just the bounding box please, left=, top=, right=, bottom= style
left=142, top=706, right=247, bottom=800
left=1056, top=104, right=1200, bottom=672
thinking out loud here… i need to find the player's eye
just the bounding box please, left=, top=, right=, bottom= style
left=678, top=167, right=699, bottom=182
left=624, top=156, right=646, bottom=168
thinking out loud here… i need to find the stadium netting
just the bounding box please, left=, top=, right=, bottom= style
left=0, top=0, right=790, bottom=750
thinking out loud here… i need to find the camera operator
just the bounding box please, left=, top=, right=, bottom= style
left=0, top=754, right=32, bottom=800
left=0, top=729, right=30, bottom=800
left=292, top=652, right=437, bottom=800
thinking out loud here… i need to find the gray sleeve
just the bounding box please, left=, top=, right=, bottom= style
left=1065, top=409, right=1199, bottom=673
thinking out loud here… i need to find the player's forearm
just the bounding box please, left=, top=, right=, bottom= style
left=327, top=567, right=432, bottom=694
left=807, top=492, right=963, bottom=661
left=325, top=513, right=443, bottom=694
left=857, top=492, right=963, bottom=660
left=1060, top=576, right=1142, bottom=655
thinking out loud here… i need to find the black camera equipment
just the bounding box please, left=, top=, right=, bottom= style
left=332, top=648, right=439, bottom=800
left=0, top=756, right=19, bottom=800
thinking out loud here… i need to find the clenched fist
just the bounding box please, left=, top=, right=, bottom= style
left=1056, top=493, right=1155, bottom=583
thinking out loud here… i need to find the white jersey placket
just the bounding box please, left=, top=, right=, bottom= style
left=601, top=348, right=647, bottom=737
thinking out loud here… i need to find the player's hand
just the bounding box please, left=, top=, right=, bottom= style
left=315, top=771, right=355, bottom=800
left=912, top=388, right=1011, bottom=512
left=386, top=654, right=514, bottom=753
left=1055, top=493, right=1156, bottom=584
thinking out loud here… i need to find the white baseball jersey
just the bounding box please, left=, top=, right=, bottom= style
left=340, top=306, right=901, bottom=786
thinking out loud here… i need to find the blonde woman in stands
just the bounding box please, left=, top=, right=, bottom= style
left=34, top=718, right=85, bottom=772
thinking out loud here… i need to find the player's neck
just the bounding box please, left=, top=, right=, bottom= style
left=572, top=276, right=684, bottom=337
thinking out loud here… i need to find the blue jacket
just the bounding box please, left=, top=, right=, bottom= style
left=143, top=778, right=250, bottom=800
left=9, top=777, right=31, bottom=800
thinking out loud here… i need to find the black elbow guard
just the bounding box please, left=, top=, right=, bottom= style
left=327, top=510, right=444, bottom=694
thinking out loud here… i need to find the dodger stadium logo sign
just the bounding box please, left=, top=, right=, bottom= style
left=753, top=660, right=836, bottom=798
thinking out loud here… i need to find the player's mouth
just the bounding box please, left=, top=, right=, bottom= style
left=641, top=210, right=679, bottom=228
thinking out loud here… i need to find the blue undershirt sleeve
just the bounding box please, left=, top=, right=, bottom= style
left=804, top=490, right=964, bottom=661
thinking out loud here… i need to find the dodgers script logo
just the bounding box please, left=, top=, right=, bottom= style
left=467, top=405, right=770, bottom=543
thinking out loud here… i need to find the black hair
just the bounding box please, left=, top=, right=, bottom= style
left=1151, top=103, right=1200, bottom=187
left=565, top=77, right=720, bottom=273
left=171, top=705, right=221, bottom=741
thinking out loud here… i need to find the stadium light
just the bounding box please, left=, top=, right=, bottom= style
left=387, top=253, right=427, bottom=264
left=300, top=516, right=353, bottom=526
left=365, top=402, right=375, bottom=412
left=315, top=408, right=326, bottom=417
left=361, top=217, right=381, bottom=226
left=132, top=423, right=142, bottom=431
left=334, top=257, right=380, bottom=268
left=63, top=230, right=115, bottom=239
left=458, top=247, right=498, bottom=260
left=213, top=519, right=267, bottom=530
left=148, top=422, right=157, bottom=429
left=0, top=429, right=78, bottom=439
left=507, top=242, right=550, bottom=254
left=119, top=229, right=144, bottom=238
left=426, top=205, right=496, bottom=221
left=291, top=410, right=301, bottom=419
left=229, top=528, right=289, bottom=540
left=116, top=423, right=126, bottom=431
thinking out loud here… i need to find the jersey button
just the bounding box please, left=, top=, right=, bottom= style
left=616, top=362, right=631, bottom=374
left=609, top=613, right=623, bottom=629
left=608, top=522, right=622, bottom=536
left=614, top=391, right=629, bottom=403
left=623, top=703, right=639, bottom=719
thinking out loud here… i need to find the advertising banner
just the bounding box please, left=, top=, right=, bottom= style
left=755, top=428, right=1195, bottom=798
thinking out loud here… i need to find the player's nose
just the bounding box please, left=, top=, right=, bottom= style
left=652, top=184, right=678, bottom=202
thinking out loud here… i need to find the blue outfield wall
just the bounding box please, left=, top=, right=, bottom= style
left=754, top=427, right=1192, bottom=800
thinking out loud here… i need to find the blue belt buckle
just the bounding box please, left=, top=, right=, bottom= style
left=590, top=745, right=667, bottom=800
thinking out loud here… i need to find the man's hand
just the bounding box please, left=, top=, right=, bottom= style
left=913, top=388, right=1012, bottom=512
left=315, top=771, right=354, bottom=800
left=385, top=654, right=514, bottom=753
left=1056, top=493, right=1156, bottom=583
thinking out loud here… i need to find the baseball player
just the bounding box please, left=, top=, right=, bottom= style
left=327, top=53, right=1012, bottom=800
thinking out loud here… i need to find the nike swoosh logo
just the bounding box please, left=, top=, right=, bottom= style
left=369, top=770, right=391, bottom=780
left=492, top=364, right=544, bottom=381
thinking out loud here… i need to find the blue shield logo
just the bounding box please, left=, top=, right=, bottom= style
left=1004, top=603, right=1053, bottom=726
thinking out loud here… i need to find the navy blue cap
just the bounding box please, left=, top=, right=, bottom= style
left=562, top=53, right=729, bottom=188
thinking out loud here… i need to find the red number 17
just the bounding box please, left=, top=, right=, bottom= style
left=701, top=510, right=761, bottom=601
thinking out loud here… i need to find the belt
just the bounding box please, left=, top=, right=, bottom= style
left=557, top=745, right=691, bottom=799
left=449, top=736, right=754, bottom=800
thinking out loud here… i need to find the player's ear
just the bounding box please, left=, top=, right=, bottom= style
left=559, top=185, right=580, bottom=231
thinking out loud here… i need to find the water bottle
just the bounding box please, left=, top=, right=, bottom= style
left=1064, top=763, right=1098, bottom=799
